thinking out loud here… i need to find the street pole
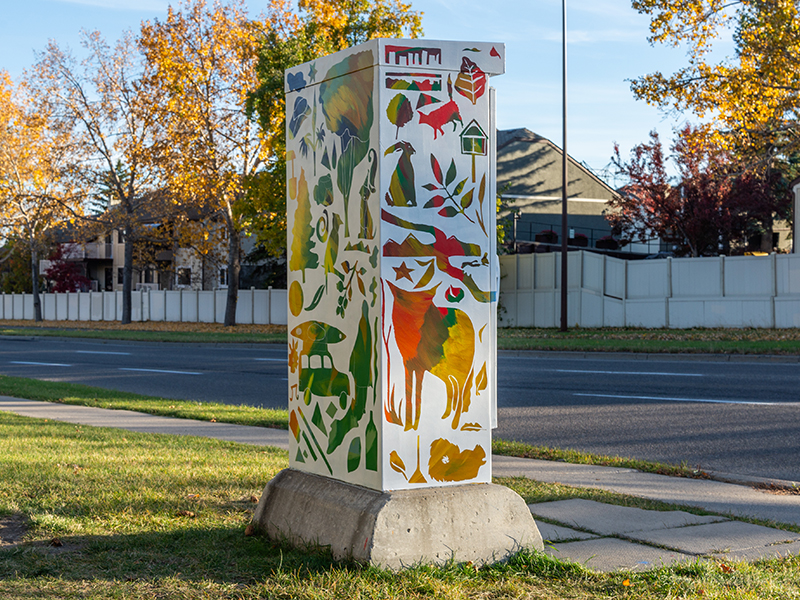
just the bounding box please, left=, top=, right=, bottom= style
left=560, top=0, right=568, bottom=331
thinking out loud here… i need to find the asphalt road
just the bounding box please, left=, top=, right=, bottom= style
left=1, top=336, right=798, bottom=482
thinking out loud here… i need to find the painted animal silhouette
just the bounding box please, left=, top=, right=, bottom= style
left=418, top=75, right=462, bottom=140
left=387, top=281, right=475, bottom=431
left=384, top=141, right=416, bottom=207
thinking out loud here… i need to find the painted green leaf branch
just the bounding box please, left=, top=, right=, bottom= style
left=423, top=155, right=475, bottom=223
left=335, top=259, right=367, bottom=318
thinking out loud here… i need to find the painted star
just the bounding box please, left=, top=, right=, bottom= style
left=393, top=261, right=414, bottom=282
left=308, top=62, right=318, bottom=82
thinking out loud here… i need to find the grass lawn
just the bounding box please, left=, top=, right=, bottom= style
left=2, top=411, right=799, bottom=599
left=3, top=319, right=800, bottom=354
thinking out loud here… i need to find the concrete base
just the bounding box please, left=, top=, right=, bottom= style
left=252, top=469, right=543, bottom=569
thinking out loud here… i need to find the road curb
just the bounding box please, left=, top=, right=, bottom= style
left=705, top=470, right=800, bottom=491
left=498, top=349, right=800, bottom=363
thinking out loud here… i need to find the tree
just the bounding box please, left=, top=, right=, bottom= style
left=0, top=72, right=83, bottom=320
left=43, top=244, right=91, bottom=292
left=28, top=32, right=164, bottom=324
left=631, top=0, right=800, bottom=150
left=610, top=125, right=793, bottom=256
left=246, top=0, right=423, bottom=263
left=631, top=1, right=800, bottom=239
left=140, top=0, right=292, bottom=326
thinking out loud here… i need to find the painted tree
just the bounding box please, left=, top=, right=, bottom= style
left=28, top=32, right=164, bottom=324
left=139, top=0, right=290, bottom=325
left=0, top=72, right=83, bottom=320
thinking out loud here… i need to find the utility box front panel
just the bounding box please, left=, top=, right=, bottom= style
left=286, top=39, right=504, bottom=491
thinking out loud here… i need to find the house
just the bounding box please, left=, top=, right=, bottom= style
left=496, top=128, right=661, bottom=254
left=45, top=213, right=279, bottom=292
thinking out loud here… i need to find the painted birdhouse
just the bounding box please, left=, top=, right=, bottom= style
left=460, top=119, right=488, bottom=183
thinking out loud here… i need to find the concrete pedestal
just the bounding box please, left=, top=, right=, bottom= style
left=252, top=469, right=543, bottom=569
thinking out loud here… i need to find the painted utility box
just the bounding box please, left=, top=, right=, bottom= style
left=286, top=39, right=505, bottom=491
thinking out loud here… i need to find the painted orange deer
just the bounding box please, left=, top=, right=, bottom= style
left=387, top=281, right=475, bottom=431
left=418, top=75, right=462, bottom=140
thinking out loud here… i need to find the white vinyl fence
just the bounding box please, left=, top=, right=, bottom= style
left=1, top=288, right=288, bottom=325
left=499, top=251, right=800, bottom=328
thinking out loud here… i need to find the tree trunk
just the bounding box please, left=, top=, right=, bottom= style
left=122, top=228, right=134, bottom=324
left=223, top=226, right=241, bottom=327
left=30, top=245, right=42, bottom=322
left=760, top=214, right=774, bottom=253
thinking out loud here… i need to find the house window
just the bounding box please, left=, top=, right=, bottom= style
left=117, top=268, right=124, bottom=285
left=177, top=267, right=191, bottom=286
left=144, top=268, right=154, bottom=284
left=219, top=267, right=228, bottom=287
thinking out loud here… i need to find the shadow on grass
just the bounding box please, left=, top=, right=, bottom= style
left=0, top=525, right=587, bottom=588
left=0, top=525, right=339, bottom=585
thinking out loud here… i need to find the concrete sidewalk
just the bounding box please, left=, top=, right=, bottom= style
left=2, top=396, right=799, bottom=572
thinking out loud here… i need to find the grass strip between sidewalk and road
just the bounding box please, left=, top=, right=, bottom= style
left=0, top=375, right=288, bottom=430
left=0, top=375, right=713, bottom=481
left=4, top=319, right=800, bottom=354
left=2, top=411, right=800, bottom=600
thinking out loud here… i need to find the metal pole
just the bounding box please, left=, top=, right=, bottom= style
left=560, top=0, right=569, bottom=331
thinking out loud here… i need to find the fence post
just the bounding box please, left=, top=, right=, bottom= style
left=665, top=257, right=672, bottom=328
left=771, top=253, right=778, bottom=328
left=720, top=255, right=725, bottom=297
left=268, top=286, right=272, bottom=325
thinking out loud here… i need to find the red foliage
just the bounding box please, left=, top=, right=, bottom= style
left=609, top=125, right=791, bottom=256
left=43, top=245, right=91, bottom=292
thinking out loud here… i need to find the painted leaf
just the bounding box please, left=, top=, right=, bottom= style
left=445, top=159, right=457, bottom=187
left=475, top=362, right=488, bottom=394
left=289, top=410, right=300, bottom=440
left=461, top=187, right=474, bottom=209
left=386, top=94, right=414, bottom=138
left=347, top=437, right=361, bottom=472
left=479, top=173, right=486, bottom=202
left=305, top=284, right=325, bottom=311
left=438, top=206, right=459, bottom=218
left=453, top=178, right=467, bottom=196
left=454, top=57, right=487, bottom=105
left=428, top=439, right=486, bottom=482
left=424, top=195, right=446, bottom=208
left=289, top=281, right=303, bottom=317
left=416, top=93, right=441, bottom=109
left=357, top=273, right=366, bottom=296
left=321, top=147, right=331, bottom=170
left=313, top=174, right=334, bottom=206
left=445, top=285, right=465, bottom=303
left=415, top=261, right=436, bottom=288
left=422, top=183, right=438, bottom=191
left=431, top=154, right=443, bottom=184
left=288, top=96, right=310, bottom=138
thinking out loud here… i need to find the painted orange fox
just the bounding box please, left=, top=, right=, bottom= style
left=417, top=75, right=462, bottom=140
left=387, top=281, right=475, bottom=431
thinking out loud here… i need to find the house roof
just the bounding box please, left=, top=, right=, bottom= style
left=496, top=128, right=618, bottom=214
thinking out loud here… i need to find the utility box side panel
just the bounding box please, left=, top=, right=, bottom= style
left=285, top=46, right=383, bottom=490
left=379, top=40, right=504, bottom=490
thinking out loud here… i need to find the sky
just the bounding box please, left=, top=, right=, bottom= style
left=0, top=0, right=724, bottom=184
